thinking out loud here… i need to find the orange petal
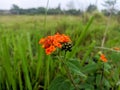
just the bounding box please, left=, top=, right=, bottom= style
left=39, top=38, right=45, bottom=44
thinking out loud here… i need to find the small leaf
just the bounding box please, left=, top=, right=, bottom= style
left=49, top=76, right=71, bottom=90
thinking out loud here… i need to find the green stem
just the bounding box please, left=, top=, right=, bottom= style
left=100, top=63, right=104, bottom=90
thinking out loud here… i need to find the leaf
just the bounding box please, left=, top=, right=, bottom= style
left=49, top=76, right=71, bottom=90
left=110, top=52, right=120, bottom=64
left=96, top=74, right=102, bottom=87
left=104, top=63, right=111, bottom=70
left=104, top=63, right=111, bottom=74
left=78, top=83, right=94, bottom=90
left=81, top=40, right=96, bottom=65
left=82, top=63, right=98, bottom=74
left=66, top=59, right=86, bottom=78
left=112, top=68, right=119, bottom=83
left=103, top=78, right=111, bottom=88
left=67, top=16, right=94, bottom=57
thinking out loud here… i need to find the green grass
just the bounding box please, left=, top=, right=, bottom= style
left=0, top=14, right=120, bottom=90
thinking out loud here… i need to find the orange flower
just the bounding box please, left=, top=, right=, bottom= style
left=113, top=47, right=120, bottom=51
left=39, top=33, right=71, bottom=55
left=100, top=54, right=107, bottom=62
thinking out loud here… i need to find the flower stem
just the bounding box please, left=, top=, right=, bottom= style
left=62, top=61, right=78, bottom=90
left=57, top=55, right=78, bottom=90
left=100, top=63, right=104, bottom=90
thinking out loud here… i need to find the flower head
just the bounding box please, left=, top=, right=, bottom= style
left=39, top=33, right=72, bottom=55
left=100, top=54, right=108, bottom=62
left=98, top=52, right=107, bottom=62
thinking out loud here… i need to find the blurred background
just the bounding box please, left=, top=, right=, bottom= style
left=0, top=0, right=120, bottom=16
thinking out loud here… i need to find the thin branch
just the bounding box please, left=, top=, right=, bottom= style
left=95, top=46, right=120, bottom=53
left=101, top=0, right=116, bottom=47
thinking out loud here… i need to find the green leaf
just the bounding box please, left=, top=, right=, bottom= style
left=66, top=59, right=86, bottom=78
left=104, top=63, right=111, bottom=70
left=67, top=16, right=94, bottom=57
left=110, top=52, right=120, bottom=65
left=96, top=74, right=102, bottom=87
left=81, top=40, right=96, bottom=65
left=104, top=63, right=111, bottom=74
left=82, top=63, right=98, bottom=74
left=112, top=68, right=119, bottom=83
left=78, top=83, right=94, bottom=90
left=103, top=78, right=111, bottom=88
left=49, top=76, right=71, bottom=90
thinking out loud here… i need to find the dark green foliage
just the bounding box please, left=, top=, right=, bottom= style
left=9, top=4, right=82, bottom=15
left=49, top=76, right=71, bottom=90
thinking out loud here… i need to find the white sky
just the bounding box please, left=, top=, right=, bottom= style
left=0, top=0, right=114, bottom=10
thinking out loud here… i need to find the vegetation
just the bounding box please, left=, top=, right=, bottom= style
left=9, top=4, right=82, bottom=15
left=0, top=13, right=120, bottom=90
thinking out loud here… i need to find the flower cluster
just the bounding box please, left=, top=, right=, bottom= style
left=39, top=33, right=71, bottom=55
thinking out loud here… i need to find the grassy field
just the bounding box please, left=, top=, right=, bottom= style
left=0, top=14, right=120, bottom=90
